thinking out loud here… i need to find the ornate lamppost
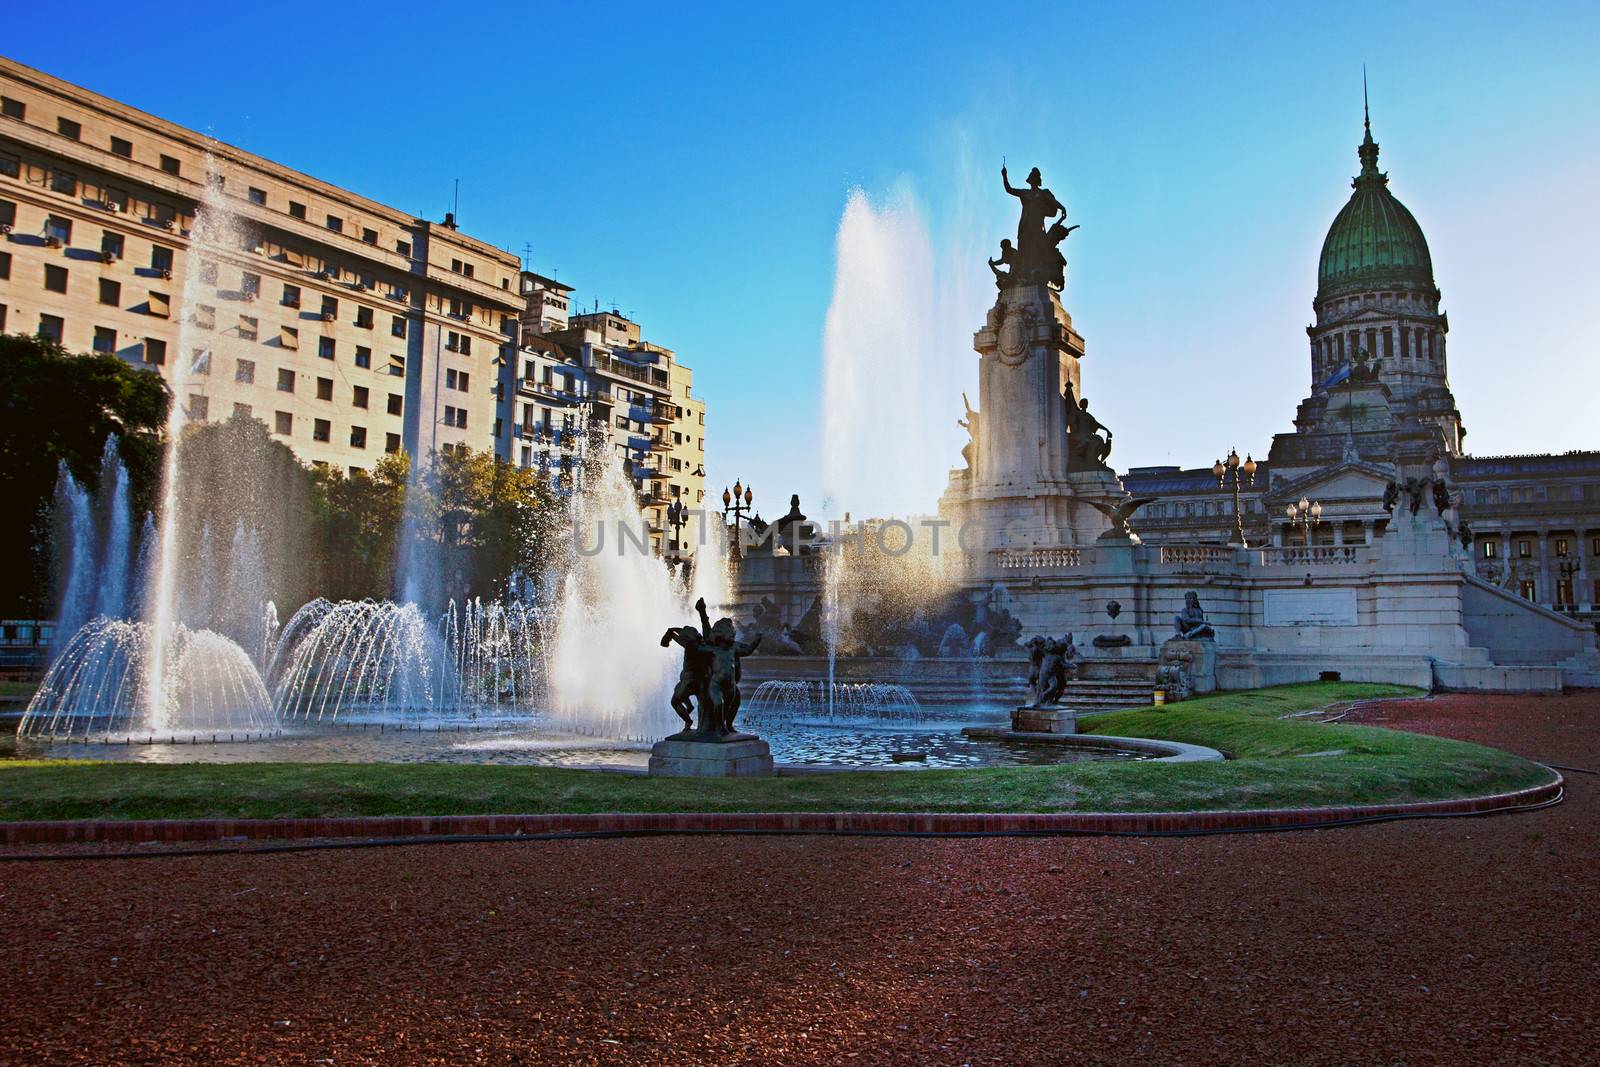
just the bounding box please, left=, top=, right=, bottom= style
left=1285, top=496, right=1323, bottom=545
left=1212, top=448, right=1257, bottom=547
left=666, top=499, right=688, bottom=562
left=722, top=480, right=754, bottom=560
left=1557, top=557, right=1581, bottom=613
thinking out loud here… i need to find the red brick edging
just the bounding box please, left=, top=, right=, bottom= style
left=0, top=774, right=1563, bottom=846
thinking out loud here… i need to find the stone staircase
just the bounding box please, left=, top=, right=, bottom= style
left=1055, top=678, right=1157, bottom=713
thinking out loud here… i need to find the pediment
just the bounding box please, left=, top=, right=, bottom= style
left=1264, top=463, right=1393, bottom=505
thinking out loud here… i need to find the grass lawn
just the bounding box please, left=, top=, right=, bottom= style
left=0, top=682, right=1554, bottom=822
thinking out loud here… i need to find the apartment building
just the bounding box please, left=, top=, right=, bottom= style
left=0, top=58, right=519, bottom=474
left=497, top=274, right=707, bottom=557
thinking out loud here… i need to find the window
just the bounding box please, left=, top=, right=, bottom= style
left=151, top=245, right=173, bottom=274
left=313, top=418, right=331, bottom=442
left=37, top=315, right=64, bottom=343
left=159, top=154, right=180, bottom=176
left=362, top=227, right=377, bottom=245
left=274, top=411, right=292, bottom=436
left=350, top=426, right=367, bottom=449
left=148, top=202, right=176, bottom=228
left=1482, top=540, right=1498, bottom=559
left=45, top=216, right=72, bottom=244
left=448, top=297, right=472, bottom=319
left=316, top=377, right=333, bottom=401
left=57, top=117, right=81, bottom=140
left=443, top=406, right=467, bottom=429
left=44, top=263, right=67, bottom=293
left=188, top=395, right=209, bottom=421
left=1518, top=540, right=1532, bottom=559
left=385, top=432, right=401, bottom=454
left=387, top=393, right=403, bottom=416
left=148, top=291, right=170, bottom=317
left=236, top=359, right=256, bottom=384
left=104, top=187, right=128, bottom=212
left=241, top=271, right=260, bottom=297
left=325, top=215, right=342, bottom=233
left=388, top=355, right=405, bottom=378
left=144, top=338, right=167, bottom=365
left=1519, top=580, right=1537, bottom=602
left=0, top=250, right=8, bottom=280
left=234, top=402, right=252, bottom=419
left=0, top=199, right=13, bottom=227
left=106, top=135, right=133, bottom=159
left=391, top=315, right=407, bottom=338
left=0, top=305, right=6, bottom=331
left=1593, top=537, right=1600, bottom=557
left=353, top=385, right=369, bottom=408
left=277, top=368, right=295, bottom=392
left=289, top=201, right=306, bottom=220
left=198, top=260, right=218, bottom=285
left=396, top=239, right=411, bottom=256
left=93, top=326, right=116, bottom=353
left=320, top=295, right=338, bottom=319
left=280, top=325, right=298, bottom=349
left=0, top=96, right=23, bottom=120
left=189, top=348, right=211, bottom=375
left=446, top=369, right=471, bottom=392
left=318, top=336, right=335, bottom=360
left=354, top=345, right=371, bottom=369
left=0, top=151, right=17, bottom=178
left=51, top=170, right=77, bottom=196
left=355, top=306, right=373, bottom=329
left=1555, top=538, right=1570, bottom=558
left=239, top=315, right=258, bottom=341
left=240, top=185, right=266, bottom=205
left=282, top=283, right=300, bottom=308
left=193, top=304, right=215, bottom=331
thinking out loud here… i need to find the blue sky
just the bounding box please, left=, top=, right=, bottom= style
left=7, top=1, right=1598, bottom=519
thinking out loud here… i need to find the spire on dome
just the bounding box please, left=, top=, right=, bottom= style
left=1356, top=66, right=1385, bottom=185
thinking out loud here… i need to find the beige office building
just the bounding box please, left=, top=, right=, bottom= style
left=0, top=57, right=520, bottom=474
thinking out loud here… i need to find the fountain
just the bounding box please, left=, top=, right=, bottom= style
left=742, top=680, right=938, bottom=725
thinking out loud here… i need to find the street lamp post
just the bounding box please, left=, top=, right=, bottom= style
left=666, top=499, right=688, bottom=562
left=1285, top=496, right=1323, bottom=544
left=1557, top=558, right=1580, bottom=612
left=722, top=480, right=754, bottom=560
left=1212, top=448, right=1258, bottom=547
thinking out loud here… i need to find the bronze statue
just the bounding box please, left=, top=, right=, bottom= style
left=1173, top=592, right=1216, bottom=640
left=997, top=164, right=1077, bottom=290
left=958, top=392, right=979, bottom=471
left=1025, top=633, right=1078, bottom=706
left=664, top=597, right=762, bottom=738
left=1083, top=496, right=1156, bottom=541
left=1063, top=381, right=1113, bottom=469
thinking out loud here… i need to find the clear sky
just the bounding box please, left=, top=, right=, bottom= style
left=7, top=1, right=1598, bottom=521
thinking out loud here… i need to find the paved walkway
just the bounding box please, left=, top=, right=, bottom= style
left=1, top=692, right=1596, bottom=1065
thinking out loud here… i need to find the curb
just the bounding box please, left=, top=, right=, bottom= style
left=0, top=773, right=1563, bottom=846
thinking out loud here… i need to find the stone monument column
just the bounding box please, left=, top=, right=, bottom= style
left=940, top=164, right=1126, bottom=555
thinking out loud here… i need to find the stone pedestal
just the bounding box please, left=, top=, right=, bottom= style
left=1161, top=638, right=1218, bottom=695
left=648, top=734, right=775, bottom=777
left=1011, top=705, right=1079, bottom=734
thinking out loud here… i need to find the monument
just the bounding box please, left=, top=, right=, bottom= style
left=650, top=598, right=774, bottom=776
left=941, top=164, right=1130, bottom=553
left=1014, top=632, right=1082, bottom=733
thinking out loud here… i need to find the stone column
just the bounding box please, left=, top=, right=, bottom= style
left=1362, top=520, right=1375, bottom=545
left=1333, top=523, right=1345, bottom=546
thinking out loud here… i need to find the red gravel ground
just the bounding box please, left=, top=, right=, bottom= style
left=1, top=691, right=1596, bottom=1066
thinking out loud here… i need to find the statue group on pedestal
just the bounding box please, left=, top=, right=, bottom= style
left=661, top=598, right=762, bottom=740
left=1025, top=632, right=1079, bottom=707
left=989, top=165, right=1079, bottom=291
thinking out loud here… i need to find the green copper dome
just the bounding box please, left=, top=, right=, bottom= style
left=1316, top=119, right=1434, bottom=299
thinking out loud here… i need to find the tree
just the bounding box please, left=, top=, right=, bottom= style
left=310, top=453, right=409, bottom=601
left=0, top=333, right=169, bottom=614
left=432, top=447, right=560, bottom=599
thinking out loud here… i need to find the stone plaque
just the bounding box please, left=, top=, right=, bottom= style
left=1263, top=588, right=1357, bottom=627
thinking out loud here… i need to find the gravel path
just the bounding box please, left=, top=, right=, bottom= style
left=1, top=692, right=1596, bottom=1065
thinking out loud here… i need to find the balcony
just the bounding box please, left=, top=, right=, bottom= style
left=588, top=352, right=670, bottom=392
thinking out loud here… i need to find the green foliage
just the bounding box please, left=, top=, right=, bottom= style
left=417, top=446, right=561, bottom=599
left=309, top=453, right=409, bottom=602
left=0, top=333, right=169, bottom=614
left=0, top=684, right=1554, bottom=821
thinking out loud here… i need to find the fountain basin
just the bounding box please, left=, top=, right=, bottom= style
left=960, top=727, right=1225, bottom=763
